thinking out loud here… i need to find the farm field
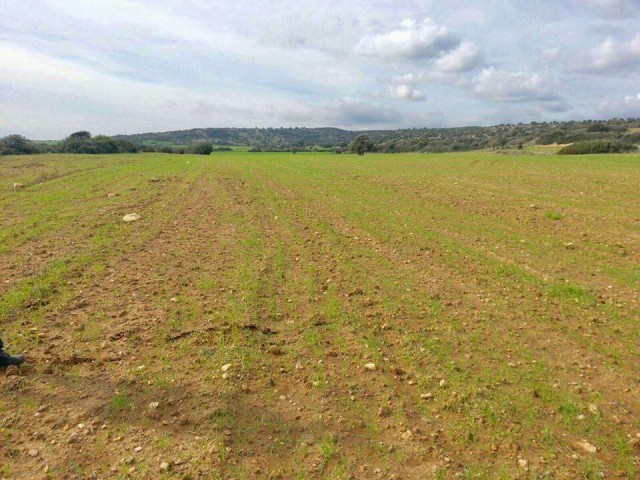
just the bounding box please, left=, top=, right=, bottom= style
left=1, top=150, right=639, bottom=479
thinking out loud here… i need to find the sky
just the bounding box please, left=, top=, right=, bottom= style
left=1, top=0, right=640, bottom=139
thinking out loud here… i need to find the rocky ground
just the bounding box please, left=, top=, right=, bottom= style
left=1, top=151, right=639, bottom=479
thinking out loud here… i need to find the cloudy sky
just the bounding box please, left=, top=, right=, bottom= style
left=1, top=0, right=640, bottom=139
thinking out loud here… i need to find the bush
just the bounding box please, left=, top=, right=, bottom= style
left=0, top=135, right=40, bottom=155
left=60, top=132, right=138, bottom=154
left=189, top=141, right=214, bottom=155
left=558, top=140, right=637, bottom=155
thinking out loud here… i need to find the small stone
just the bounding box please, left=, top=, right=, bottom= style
left=169, top=297, right=178, bottom=303
left=420, top=393, right=433, bottom=400
left=295, top=361, right=303, bottom=370
left=576, top=441, right=597, bottom=453
left=149, top=402, right=160, bottom=410
left=160, top=461, right=170, bottom=471
left=134, top=446, right=142, bottom=452
left=439, top=379, right=446, bottom=387
left=5, top=365, right=20, bottom=377
left=364, top=363, right=376, bottom=371
left=518, top=458, right=528, bottom=469
left=122, top=213, right=141, bottom=223
left=400, top=429, right=413, bottom=440
left=221, top=364, right=232, bottom=371
left=588, top=404, right=598, bottom=414
left=28, top=449, right=39, bottom=457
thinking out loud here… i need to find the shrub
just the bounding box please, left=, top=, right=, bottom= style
left=558, top=140, right=637, bottom=155
left=189, top=141, right=214, bottom=155
left=0, top=135, right=40, bottom=155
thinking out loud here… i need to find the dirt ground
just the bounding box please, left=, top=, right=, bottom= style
left=1, top=151, right=639, bottom=479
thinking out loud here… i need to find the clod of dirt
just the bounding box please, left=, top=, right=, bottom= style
left=267, top=345, right=283, bottom=355
left=28, top=449, right=39, bottom=457
left=364, top=362, right=376, bottom=371
left=5, top=365, right=20, bottom=377
left=122, top=213, right=141, bottom=223
left=348, top=288, right=364, bottom=296
left=67, top=432, right=81, bottom=444
left=378, top=406, right=391, bottom=417
left=576, top=441, right=597, bottom=453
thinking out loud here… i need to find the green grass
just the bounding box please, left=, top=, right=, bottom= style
left=1, top=150, right=639, bottom=479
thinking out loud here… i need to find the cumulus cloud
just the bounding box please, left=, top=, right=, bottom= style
left=355, top=18, right=459, bottom=61
left=389, top=84, right=426, bottom=101
left=472, top=67, right=564, bottom=106
left=598, top=92, right=640, bottom=117
left=436, top=42, right=483, bottom=72
left=569, top=33, right=640, bottom=73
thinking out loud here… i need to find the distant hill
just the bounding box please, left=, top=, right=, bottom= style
left=113, top=127, right=380, bottom=149
left=113, top=118, right=640, bottom=153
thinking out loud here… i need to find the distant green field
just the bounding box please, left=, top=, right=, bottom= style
left=1, top=150, right=639, bottom=479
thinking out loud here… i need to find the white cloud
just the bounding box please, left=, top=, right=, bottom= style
left=598, top=92, right=640, bottom=117
left=472, top=67, right=563, bottom=104
left=569, top=33, right=640, bottom=73
left=355, top=18, right=459, bottom=61
left=436, top=42, right=482, bottom=72
left=389, top=84, right=426, bottom=101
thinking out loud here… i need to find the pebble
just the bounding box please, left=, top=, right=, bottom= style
left=160, top=461, right=170, bottom=471
left=28, top=449, right=39, bottom=457
left=122, top=213, right=141, bottom=223
left=364, top=363, right=376, bottom=371
left=400, top=430, right=413, bottom=440
left=221, top=364, right=232, bottom=371
left=420, top=393, right=433, bottom=400
left=149, top=402, right=160, bottom=410
left=518, top=458, right=528, bottom=469
left=576, top=441, right=597, bottom=453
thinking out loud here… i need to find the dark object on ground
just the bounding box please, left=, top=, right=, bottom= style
left=0, top=339, right=26, bottom=367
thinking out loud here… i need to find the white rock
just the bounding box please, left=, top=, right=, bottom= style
left=221, top=364, right=232, bottom=371
left=518, top=458, right=528, bottom=468
left=28, top=449, right=39, bottom=457
left=122, top=213, right=141, bottom=223
left=576, top=441, right=597, bottom=453
left=420, top=393, right=433, bottom=400
left=400, top=430, right=413, bottom=440
left=439, top=379, right=446, bottom=387
left=148, top=402, right=160, bottom=410
left=13, top=182, right=25, bottom=189
left=364, top=363, right=376, bottom=371
left=160, top=461, right=170, bottom=471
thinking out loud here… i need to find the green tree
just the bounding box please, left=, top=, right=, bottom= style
left=350, top=134, right=374, bottom=156
left=0, top=135, right=39, bottom=155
